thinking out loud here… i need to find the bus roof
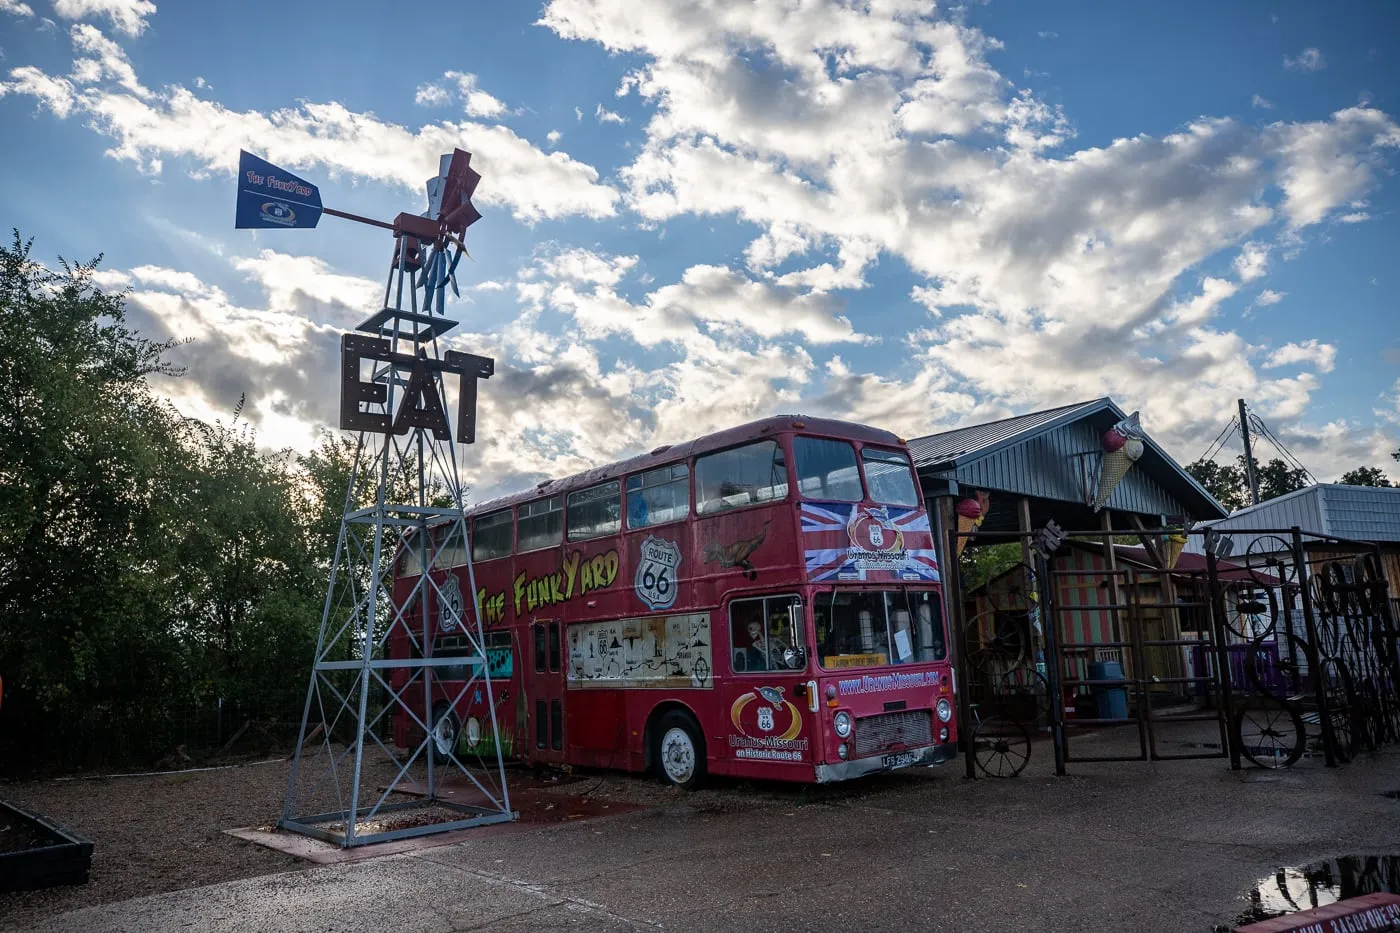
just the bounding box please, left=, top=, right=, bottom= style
left=467, top=414, right=907, bottom=516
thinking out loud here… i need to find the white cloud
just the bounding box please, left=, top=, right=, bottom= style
left=0, top=0, right=34, bottom=17
left=1252, top=289, right=1285, bottom=308
left=595, top=102, right=627, bottom=125
left=414, top=83, right=451, bottom=107
left=1265, top=339, right=1337, bottom=372
left=1252, top=94, right=1274, bottom=110
left=546, top=129, right=562, bottom=145
left=0, top=49, right=619, bottom=222
left=1338, top=211, right=1370, bottom=223
left=0, top=65, right=76, bottom=116
left=1271, top=107, right=1400, bottom=227
left=413, top=71, right=508, bottom=118
left=1233, top=241, right=1269, bottom=282
left=69, top=23, right=149, bottom=98
left=51, top=0, right=154, bottom=36
left=1283, top=47, right=1325, bottom=72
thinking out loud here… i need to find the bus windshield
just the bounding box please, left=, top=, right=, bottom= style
left=815, top=589, right=945, bottom=670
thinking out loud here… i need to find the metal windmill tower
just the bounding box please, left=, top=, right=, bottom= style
left=268, top=150, right=516, bottom=846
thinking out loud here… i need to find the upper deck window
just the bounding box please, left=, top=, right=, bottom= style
left=518, top=495, right=563, bottom=552
left=794, top=436, right=863, bottom=502
left=472, top=509, right=513, bottom=561
left=626, top=464, right=689, bottom=528
left=695, top=441, right=789, bottom=514
left=862, top=447, right=919, bottom=507
left=432, top=525, right=466, bottom=569
left=567, top=481, right=621, bottom=541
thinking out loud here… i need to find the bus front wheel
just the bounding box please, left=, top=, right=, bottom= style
left=430, top=703, right=459, bottom=765
left=653, top=710, right=705, bottom=790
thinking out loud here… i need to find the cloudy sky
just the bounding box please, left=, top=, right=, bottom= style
left=2, top=0, right=1398, bottom=499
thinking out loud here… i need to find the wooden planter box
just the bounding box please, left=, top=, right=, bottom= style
left=0, top=799, right=93, bottom=892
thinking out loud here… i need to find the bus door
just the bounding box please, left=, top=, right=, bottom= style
left=528, top=618, right=566, bottom=764
left=722, top=594, right=815, bottom=775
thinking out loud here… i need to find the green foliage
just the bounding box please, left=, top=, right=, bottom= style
left=1339, top=465, right=1393, bottom=487
left=0, top=233, right=335, bottom=771
left=959, top=541, right=1024, bottom=593
left=1186, top=452, right=1310, bottom=512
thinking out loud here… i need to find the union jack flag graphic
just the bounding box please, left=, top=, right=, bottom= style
left=800, top=502, right=940, bottom=582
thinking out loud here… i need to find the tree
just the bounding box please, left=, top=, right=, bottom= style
left=1254, top=456, right=1309, bottom=501
left=0, top=232, right=336, bottom=772
left=1339, top=466, right=1393, bottom=487
left=1186, top=453, right=1309, bottom=511
left=1186, top=458, right=1249, bottom=511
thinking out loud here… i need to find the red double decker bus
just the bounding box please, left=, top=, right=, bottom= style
left=390, top=415, right=956, bottom=786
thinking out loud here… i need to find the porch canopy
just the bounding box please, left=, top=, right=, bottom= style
left=908, top=397, right=1228, bottom=554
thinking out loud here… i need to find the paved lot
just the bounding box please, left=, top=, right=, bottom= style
left=14, top=740, right=1400, bottom=933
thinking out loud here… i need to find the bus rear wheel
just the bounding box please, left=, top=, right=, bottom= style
left=430, top=703, right=459, bottom=765
left=654, top=710, right=705, bottom=790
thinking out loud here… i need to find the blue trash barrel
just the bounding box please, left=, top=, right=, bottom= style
left=1088, top=660, right=1129, bottom=720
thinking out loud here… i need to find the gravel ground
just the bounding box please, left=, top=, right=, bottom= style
left=0, top=747, right=911, bottom=931
left=0, top=759, right=303, bottom=931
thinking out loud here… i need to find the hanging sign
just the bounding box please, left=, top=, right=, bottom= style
left=234, top=150, right=323, bottom=230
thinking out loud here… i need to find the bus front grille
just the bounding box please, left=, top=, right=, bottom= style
left=854, top=710, right=933, bottom=757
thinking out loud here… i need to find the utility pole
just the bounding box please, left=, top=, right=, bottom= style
left=1238, top=398, right=1260, bottom=505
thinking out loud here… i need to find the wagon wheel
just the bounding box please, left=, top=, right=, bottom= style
left=997, top=666, right=1052, bottom=726
left=973, top=715, right=1032, bottom=779
left=1225, top=584, right=1278, bottom=641
left=1243, top=536, right=1298, bottom=587
left=963, top=610, right=1028, bottom=673
left=1319, top=657, right=1357, bottom=763
left=1232, top=698, right=1305, bottom=769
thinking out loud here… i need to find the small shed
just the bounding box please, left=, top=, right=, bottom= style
left=1183, top=483, right=1400, bottom=600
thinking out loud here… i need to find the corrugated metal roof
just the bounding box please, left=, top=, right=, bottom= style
left=908, top=398, right=1105, bottom=466
left=1318, top=484, right=1400, bottom=541
left=1182, top=484, right=1400, bottom=554
left=908, top=397, right=1228, bottom=520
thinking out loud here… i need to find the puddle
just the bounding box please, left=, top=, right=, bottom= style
left=1235, top=855, right=1400, bottom=926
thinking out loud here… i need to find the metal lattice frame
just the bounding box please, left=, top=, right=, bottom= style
left=279, top=233, right=514, bottom=847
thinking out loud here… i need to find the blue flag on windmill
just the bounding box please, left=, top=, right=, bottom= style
left=234, top=151, right=323, bottom=229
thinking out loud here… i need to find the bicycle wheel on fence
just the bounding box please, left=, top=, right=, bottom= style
left=1225, top=583, right=1278, bottom=641
left=973, top=715, right=1032, bottom=779
left=1320, top=657, right=1358, bottom=763
left=1232, top=698, right=1306, bottom=769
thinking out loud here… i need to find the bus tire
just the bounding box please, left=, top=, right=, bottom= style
left=430, top=702, right=459, bottom=766
left=653, top=710, right=705, bottom=790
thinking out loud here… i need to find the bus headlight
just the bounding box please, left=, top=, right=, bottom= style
left=838, top=743, right=849, bottom=759
left=936, top=699, right=953, bottom=723
left=833, top=711, right=853, bottom=738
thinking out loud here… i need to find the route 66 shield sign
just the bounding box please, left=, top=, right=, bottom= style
left=439, top=575, right=464, bottom=633
left=635, top=536, right=681, bottom=610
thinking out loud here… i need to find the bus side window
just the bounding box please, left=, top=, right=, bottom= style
left=533, top=623, right=546, bottom=673
left=548, top=621, right=561, bottom=672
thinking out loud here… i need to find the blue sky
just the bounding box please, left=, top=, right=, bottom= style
left=1, top=0, right=1397, bottom=497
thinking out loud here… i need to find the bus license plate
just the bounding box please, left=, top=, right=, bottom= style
left=881, top=752, right=917, bottom=770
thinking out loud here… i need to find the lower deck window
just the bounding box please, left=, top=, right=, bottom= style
left=816, top=589, right=945, bottom=670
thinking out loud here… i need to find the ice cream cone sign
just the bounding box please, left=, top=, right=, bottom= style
left=1165, top=530, right=1188, bottom=569
left=955, top=491, right=991, bottom=556
left=1092, top=411, right=1144, bottom=512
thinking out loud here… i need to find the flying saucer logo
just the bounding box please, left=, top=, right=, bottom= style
left=259, top=201, right=296, bottom=226
left=728, top=687, right=808, bottom=761
left=846, top=506, right=905, bottom=570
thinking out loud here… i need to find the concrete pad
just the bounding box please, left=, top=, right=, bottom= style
left=24, top=852, right=659, bottom=933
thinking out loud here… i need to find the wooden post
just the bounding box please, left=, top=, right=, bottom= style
left=1018, top=496, right=1042, bottom=659
left=1101, top=509, right=1122, bottom=647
